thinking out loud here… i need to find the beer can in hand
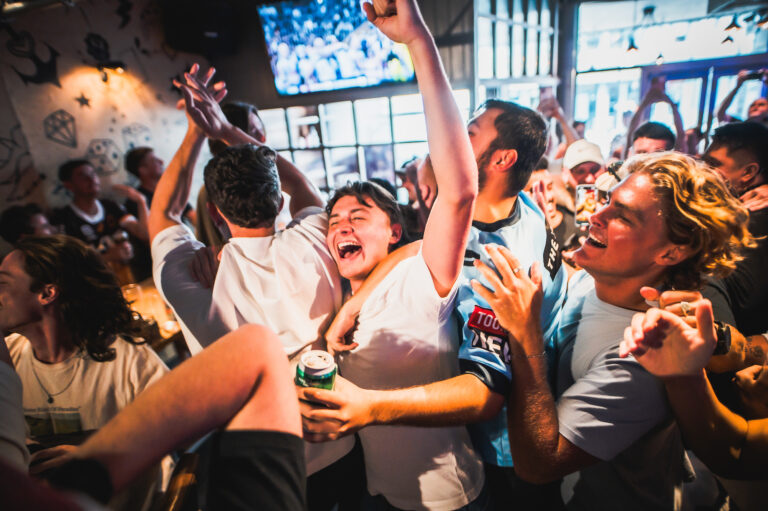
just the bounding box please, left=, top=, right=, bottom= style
left=296, top=350, right=337, bottom=390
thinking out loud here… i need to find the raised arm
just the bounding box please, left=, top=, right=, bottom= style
left=149, top=64, right=223, bottom=243
left=624, top=85, right=685, bottom=156
left=179, top=70, right=322, bottom=215
left=112, top=185, right=150, bottom=242
left=365, top=0, right=477, bottom=297
left=717, top=71, right=749, bottom=123
left=540, top=97, right=580, bottom=149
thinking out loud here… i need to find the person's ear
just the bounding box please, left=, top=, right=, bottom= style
left=389, top=223, right=403, bottom=245
left=656, top=244, right=692, bottom=267
left=37, top=284, right=59, bottom=307
left=491, top=149, right=518, bottom=173
left=741, top=162, right=760, bottom=185
left=207, top=202, right=231, bottom=239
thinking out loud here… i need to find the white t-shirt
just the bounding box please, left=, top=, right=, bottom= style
left=555, top=271, right=689, bottom=511
left=209, top=208, right=352, bottom=475
left=210, top=208, right=342, bottom=359
left=0, top=361, right=28, bottom=471
left=339, top=253, right=485, bottom=511
left=5, top=334, right=168, bottom=436
left=152, top=224, right=218, bottom=354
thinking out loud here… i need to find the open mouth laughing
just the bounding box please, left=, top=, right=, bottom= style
left=585, top=232, right=606, bottom=248
left=337, top=241, right=362, bottom=259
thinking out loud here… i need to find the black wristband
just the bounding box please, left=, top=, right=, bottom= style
left=713, top=321, right=731, bottom=356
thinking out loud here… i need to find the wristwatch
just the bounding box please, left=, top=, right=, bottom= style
left=713, top=321, right=731, bottom=355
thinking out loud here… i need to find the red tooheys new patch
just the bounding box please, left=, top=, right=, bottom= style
left=468, top=306, right=505, bottom=336
left=467, top=305, right=510, bottom=364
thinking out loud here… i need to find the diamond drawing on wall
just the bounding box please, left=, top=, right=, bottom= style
left=122, top=123, right=152, bottom=150
left=43, top=109, right=77, bottom=147
left=85, top=138, right=122, bottom=175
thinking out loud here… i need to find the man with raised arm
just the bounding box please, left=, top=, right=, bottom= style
left=301, top=0, right=483, bottom=508
left=303, top=63, right=565, bottom=511
left=624, top=78, right=685, bottom=157
left=299, top=1, right=560, bottom=508
left=149, top=65, right=360, bottom=510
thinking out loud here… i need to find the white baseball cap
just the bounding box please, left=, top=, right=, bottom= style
left=563, top=140, right=605, bottom=170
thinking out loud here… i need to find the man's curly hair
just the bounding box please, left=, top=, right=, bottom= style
left=15, top=235, right=143, bottom=362
left=622, top=152, right=755, bottom=290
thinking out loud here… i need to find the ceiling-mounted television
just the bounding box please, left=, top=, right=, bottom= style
left=257, top=0, right=415, bottom=96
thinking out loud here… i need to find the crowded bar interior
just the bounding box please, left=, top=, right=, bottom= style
left=1, top=0, right=767, bottom=509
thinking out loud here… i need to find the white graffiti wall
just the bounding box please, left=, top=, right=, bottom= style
left=0, top=0, right=210, bottom=211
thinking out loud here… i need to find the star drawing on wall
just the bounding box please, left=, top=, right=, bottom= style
left=75, top=93, right=91, bottom=108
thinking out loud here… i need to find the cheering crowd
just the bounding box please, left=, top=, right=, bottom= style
left=2, top=1, right=768, bottom=510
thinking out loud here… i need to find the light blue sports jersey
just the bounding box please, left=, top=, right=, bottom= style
left=454, top=191, right=567, bottom=466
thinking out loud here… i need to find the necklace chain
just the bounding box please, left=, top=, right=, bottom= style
left=29, top=355, right=80, bottom=404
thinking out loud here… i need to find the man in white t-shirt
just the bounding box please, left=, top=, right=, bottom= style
left=0, top=234, right=168, bottom=511
left=149, top=65, right=358, bottom=509
left=470, top=153, right=752, bottom=510
left=298, top=2, right=484, bottom=509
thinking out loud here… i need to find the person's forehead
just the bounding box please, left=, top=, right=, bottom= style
left=331, top=194, right=374, bottom=214
left=0, top=250, right=26, bottom=277
left=74, top=164, right=95, bottom=176
left=634, top=137, right=668, bottom=151
left=612, top=173, right=659, bottom=214
left=469, top=107, right=501, bottom=129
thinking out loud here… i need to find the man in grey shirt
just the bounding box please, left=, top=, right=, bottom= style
left=471, top=152, right=753, bottom=509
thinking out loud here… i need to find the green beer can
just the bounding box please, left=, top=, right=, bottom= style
left=295, top=350, right=336, bottom=390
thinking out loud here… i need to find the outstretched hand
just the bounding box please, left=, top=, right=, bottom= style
left=362, top=0, right=430, bottom=46
left=470, top=245, right=543, bottom=350
left=112, top=184, right=146, bottom=205
left=740, top=184, right=768, bottom=212
left=619, top=299, right=718, bottom=377
left=173, top=63, right=229, bottom=140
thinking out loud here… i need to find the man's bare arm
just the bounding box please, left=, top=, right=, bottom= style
left=299, top=373, right=503, bottom=442
left=149, top=64, right=221, bottom=243
left=366, top=0, right=477, bottom=297
left=325, top=241, right=421, bottom=354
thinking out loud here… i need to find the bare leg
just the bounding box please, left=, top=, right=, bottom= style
left=76, top=324, right=301, bottom=491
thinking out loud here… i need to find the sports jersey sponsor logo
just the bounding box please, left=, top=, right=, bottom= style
left=542, top=227, right=562, bottom=280
left=463, top=248, right=481, bottom=267
left=467, top=306, right=510, bottom=364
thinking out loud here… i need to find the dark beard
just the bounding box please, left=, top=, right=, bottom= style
left=476, top=147, right=494, bottom=192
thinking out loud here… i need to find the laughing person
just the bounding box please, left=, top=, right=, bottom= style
left=469, top=153, right=752, bottom=510
left=299, top=0, right=486, bottom=509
